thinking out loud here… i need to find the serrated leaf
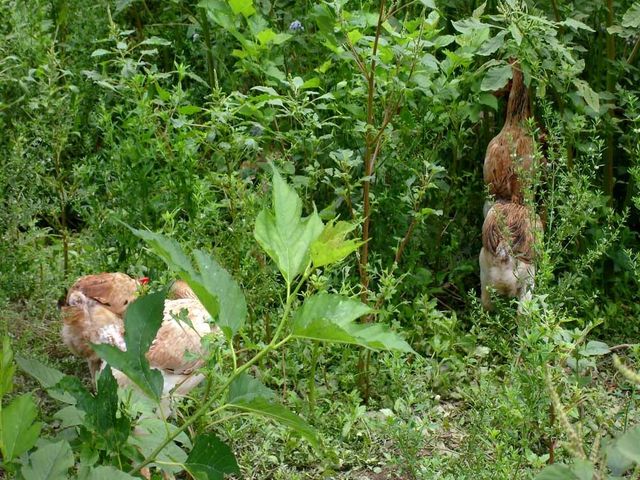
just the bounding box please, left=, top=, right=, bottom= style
left=140, top=36, right=171, bottom=46
left=17, top=356, right=74, bottom=404
left=228, top=397, right=320, bottom=450
left=581, top=340, right=610, bottom=356
left=228, top=0, right=255, bottom=17
left=194, top=250, right=247, bottom=339
left=129, top=418, right=189, bottom=473
left=622, top=2, right=640, bottom=28
left=574, top=79, right=600, bottom=112
left=561, top=18, right=595, bottom=32
left=21, top=440, right=74, bottom=480
left=310, top=220, right=362, bottom=268
left=0, top=394, right=41, bottom=461
left=292, top=293, right=414, bottom=353
left=90, top=49, right=111, bottom=57
left=481, top=64, right=512, bottom=91
left=477, top=30, right=507, bottom=56
left=92, top=292, right=165, bottom=400
left=254, top=166, right=324, bottom=286
left=184, top=433, right=240, bottom=480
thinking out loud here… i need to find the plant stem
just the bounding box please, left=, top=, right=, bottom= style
left=604, top=0, right=616, bottom=202
left=308, top=341, right=320, bottom=420
left=198, top=7, right=216, bottom=91
left=359, top=0, right=387, bottom=304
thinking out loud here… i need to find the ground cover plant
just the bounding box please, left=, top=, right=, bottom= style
left=1, top=0, right=640, bottom=478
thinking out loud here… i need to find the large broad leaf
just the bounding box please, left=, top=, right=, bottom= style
left=21, top=440, right=74, bottom=480
left=254, top=166, right=324, bottom=285
left=192, top=250, right=247, bottom=339
left=535, top=460, right=594, bottom=480
left=132, top=228, right=219, bottom=320
left=129, top=418, right=189, bottom=474
left=310, top=220, right=363, bottom=268
left=291, top=294, right=414, bottom=353
left=1, top=336, right=15, bottom=397
left=0, top=394, right=42, bottom=461
left=133, top=228, right=247, bottom=339
left=480, top=64, right=512, bottom=91
left=92, top=292, right=165, bottom=401
left=616, top=426, right=640, bottom=463
left=57, top=368, right=130, bottom=447
left=83, top=466, right=137, bottom=480
left=184, top=433, right=240, bottom=480
left=16, top=356, right=74, bottom=404
left=227, top=374, right=320, bottom=450
left=574, top=79, right=600, bottom=112
left=622, top=2, right=640, bottom=28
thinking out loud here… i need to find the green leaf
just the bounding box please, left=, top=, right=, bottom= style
left=254, top=165, right=324, bottom=285
left=16, top=356, right=74, bottom=404
left=132, top=228, right=220, bottom=324
left=84, top=466, right=137, bottom=480
left=228, top=0, right=255, bottom=17
left=178, top=105, right=202, bottom=115
left=481, top=64, right=512, bottom=91
left=1, top=337, right=15, bottom=397
left=622, top=2, right=640, bottom=28
left=58, top=368, right=130, bottom=446
left=310, top=220, right=363, bottom=268
left=479, top=92, right=498, bottom=110
left=256, top=28, right=276, bottom=45
left=228, top=373, right=275, bottom=403
left=616, top=426, right=640, bottom=462
left=134, top=228, right=248, bottom=338
left=347, top=30, right=363, bottom=45
left=292, top=293, right=414, bottom=353
left=90, top=49, right=111, bottom=57
left=21, top=440, right=74, bottom=480
left=184, top=433, right=240, bottom=480
left=561, top=18, right=595, bottom=32
left=535, top=460, right=595, bottom=480
left=0, top=394, right=41, bottom=461
left=574, top=79, right=600, bottom=112
left=192, top=250, right=247, bottom=339
left=92, top=292, right=165, bottom=400
left=129, top=418, right=189, bottom=473
left=228, top=397, right=320, bottom=450
left=581, top=340, right=610, bottom=356
left=140, top=36, right=171, bottom=46
left=477, top=31, right=507, bottom=56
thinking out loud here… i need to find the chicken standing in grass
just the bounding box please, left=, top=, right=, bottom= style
left=483, top=61, right=535, bottom=205
left=61, top=275, right=215, bottom=408
left=479, top=202, right=543, bottom=311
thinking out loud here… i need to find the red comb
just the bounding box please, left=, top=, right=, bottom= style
left=139, top=277, right=150, bottom=285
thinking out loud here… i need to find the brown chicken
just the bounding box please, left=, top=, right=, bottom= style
left=61, top=275, right=217, bottom=411
left=479, top=202, right=543, bottom=311
left=61, top=273, right=141, bottom=378
left=483, top=61, right=535, bottom=203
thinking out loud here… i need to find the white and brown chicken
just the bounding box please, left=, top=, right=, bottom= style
left=60, top=273, right=215, bottom=407
left=479, top=202, right=543, bottom=311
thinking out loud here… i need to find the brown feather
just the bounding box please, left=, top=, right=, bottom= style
left=482, top=202, right=542, bottom=263
left=483, top=61, right=537, bottom=202
left=66, top=273, right=139, bottom=316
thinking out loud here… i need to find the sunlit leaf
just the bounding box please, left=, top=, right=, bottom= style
left=130, top=418, right=190, bottom=473
left=254, top=165, right=324, bottom=285
left=561, top=18, right=595, bottom=32
left=292, top=293, right=414, bottom=353
left=228, top=0, right=255, bottom=17
left=574, top=79, right=600, bottom=112
left=0, top=394, right=41, bottom=461
left=622, top=2, right=640, bottom=28
left=581, top=340, right=610, bottom=356
left=228, top=373, right=275, bottom=403
left=310, top=220, right=363, bottom=268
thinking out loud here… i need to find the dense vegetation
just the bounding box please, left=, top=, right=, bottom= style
left=2, top=0, right=640, bottom=478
